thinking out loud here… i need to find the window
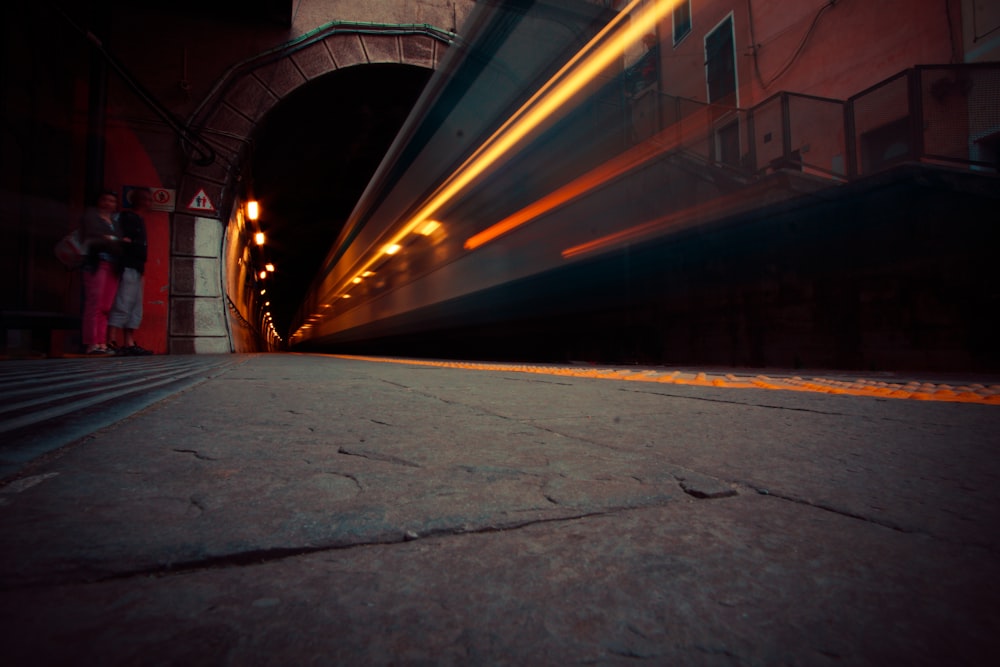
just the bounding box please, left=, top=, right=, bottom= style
left=706, top=15, right=741, bottom=167
left=673, top=0, right=692, bottom=45
left=705, top=15, right=737, bottom=106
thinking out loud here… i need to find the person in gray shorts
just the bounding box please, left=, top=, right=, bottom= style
left=108, top=188, right=152, bottom=355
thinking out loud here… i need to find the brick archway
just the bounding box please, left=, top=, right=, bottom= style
left=168, top=26, right=452, bottom=353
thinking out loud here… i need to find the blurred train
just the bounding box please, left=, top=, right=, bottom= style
left=290, top=0, right=1000, bottom=371
left=289, top=0, right=641, bottom=357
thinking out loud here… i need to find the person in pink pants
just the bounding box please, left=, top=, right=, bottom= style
left=80, top=190, right=122, bottom=355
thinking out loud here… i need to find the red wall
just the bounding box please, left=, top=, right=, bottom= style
left=104, top=120, right=170, bottom=355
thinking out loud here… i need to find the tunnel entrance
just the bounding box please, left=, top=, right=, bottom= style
left=247, top=64, right=432, bottom=337
left=171, top=23, right=452, bottom=355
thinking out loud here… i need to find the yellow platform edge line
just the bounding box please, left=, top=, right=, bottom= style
left=329, top=355, right=999, bottom=405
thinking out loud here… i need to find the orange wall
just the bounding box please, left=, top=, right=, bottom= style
left=660, top=0, right=960, bottom=106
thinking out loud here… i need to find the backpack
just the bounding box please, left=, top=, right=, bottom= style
left=54, top=229, right=87, bottom=269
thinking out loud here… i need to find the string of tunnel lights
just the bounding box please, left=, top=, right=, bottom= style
left=293, top=0, right=682, bottom=340
left=245, top=199, right=283, bottom=344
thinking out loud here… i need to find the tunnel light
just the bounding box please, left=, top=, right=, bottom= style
left=265, top=263, right=275, bottom=272
left=341, top=294, right=352, bottom=299
left=247, top=200, right=260, bottom=221
left=259, top=270, right=267, bottom=280
left=383, top=243, right=402, bottom=255
left=254, top=232, right=265, bottom=245
left=264, top=301, right=270, bottom=306
left=260, top=289, right=266, bottom=295
left=362, top=271, right=374, bottom=277
left=352, top=276, right=363, bottom=284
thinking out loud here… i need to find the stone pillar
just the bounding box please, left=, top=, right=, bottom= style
left=170, top=213, right=231, bottom=354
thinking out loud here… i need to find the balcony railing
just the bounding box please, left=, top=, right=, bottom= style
left=630, top=63, right=1000, bottom=184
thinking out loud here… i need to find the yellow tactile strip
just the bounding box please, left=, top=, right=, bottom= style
left=332, top=355, right=1000, bottom=404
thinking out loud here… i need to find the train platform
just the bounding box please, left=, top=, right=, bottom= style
left=1, top=353, right=999, bottom=665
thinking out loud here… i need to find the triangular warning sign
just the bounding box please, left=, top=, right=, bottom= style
left=187, top=188, right=216, bottom=212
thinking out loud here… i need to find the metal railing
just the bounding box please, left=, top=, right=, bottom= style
left=850, top=64, right=1000, bottom=177
left=630, top=63, right=1000, bottom=184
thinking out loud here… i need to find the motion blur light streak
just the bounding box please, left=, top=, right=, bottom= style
left=418, top=220, right=441, bottom=236
left=465, top=107, right=713, bottom=251
left=324, top=0, right=679, bottom=305
left=432, top=0, right=670, bottom=223
left=561, top=187, right=774, bottom=259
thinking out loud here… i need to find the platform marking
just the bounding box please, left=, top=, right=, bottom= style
left=328, top=355, right=1000, bottom=404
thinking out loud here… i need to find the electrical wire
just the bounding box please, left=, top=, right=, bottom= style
left=752, top=0, right=838, bottom=90
left=49, top=3, right=217, bottom=167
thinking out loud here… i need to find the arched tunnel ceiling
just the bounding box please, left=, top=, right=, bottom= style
left=249, top=64, right=432, bottom=337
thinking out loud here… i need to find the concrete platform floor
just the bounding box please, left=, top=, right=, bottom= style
left=1, top=353, right=998, bottom=665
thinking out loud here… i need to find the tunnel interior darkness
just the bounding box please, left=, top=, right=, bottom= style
left=248, top=63, right=432, bottom=336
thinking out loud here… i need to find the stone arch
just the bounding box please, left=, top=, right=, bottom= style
left=168, top=26, right=452, bottom=353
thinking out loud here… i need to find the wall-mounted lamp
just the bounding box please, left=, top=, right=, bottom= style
left=265, top=263, right=275, bottom=272
left=247, top=200, right=260, bottom=221
left=259, top=270, right=267, bottom=280
left=254, top=232, right=265, bottom=245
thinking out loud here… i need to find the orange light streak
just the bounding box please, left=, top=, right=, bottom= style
left=403, top=0, right=671, bottom=240
left=464, top=109, right=712, bottom=250
left=320, top=0, right=680, bottom=314
left=561, top=185, right=766, bottom=260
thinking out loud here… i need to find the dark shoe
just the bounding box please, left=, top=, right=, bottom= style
left=127, top=345, right=153, bottom=356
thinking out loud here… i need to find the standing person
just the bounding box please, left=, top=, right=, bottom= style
left=80, top=189, right=122, bottom=355
left=108, top=188, right=153, bottom=355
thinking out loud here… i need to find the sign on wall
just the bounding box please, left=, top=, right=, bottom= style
left=187, top=188, right=216, bottom=213
left=123, top=185, right=176, bottom=212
